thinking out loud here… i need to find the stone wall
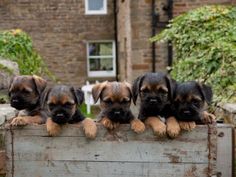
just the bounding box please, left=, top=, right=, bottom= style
left=0, top=0, right=115, bottom=86
left=0, top=0, right=235, bottom=86
left=117, top=0, right=236, bottom=82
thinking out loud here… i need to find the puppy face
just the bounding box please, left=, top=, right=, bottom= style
left=132, top=72, right=174, bottom=112
left=8, top=75, right=47, bottom=110
left=174, top=81, right=213, bottom=121
left=43, top=85, right=84, bottom=125
left=92, top=81, right=132, bottom=122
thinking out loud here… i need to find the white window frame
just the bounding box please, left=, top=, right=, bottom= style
left=85, top=0, right=107, bottom=15
left=87, top=40, right=116, bottom=78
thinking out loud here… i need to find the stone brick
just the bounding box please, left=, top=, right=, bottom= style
left=0, top=151, right=6, bottom=175
left=132, top=64, right=150, bottom=70
left=0, top=0, right=115, bottom=86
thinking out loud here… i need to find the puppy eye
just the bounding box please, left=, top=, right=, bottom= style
left=22, top=89, right=31, bottom=94
left=158, top=89, right=168, bottom=94
left=141, top=88, right=149, bottom=93
left=192, top=99, right=200, bottom=107
left=104, top=99, right=112, bottom=105
left=120, top=99, right=130, bottom=104
left=48, top=103, right=56, bottom=110
left=64, top=102, right=74, bottom=108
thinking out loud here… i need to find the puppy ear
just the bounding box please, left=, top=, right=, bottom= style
left=40, top=87, right=51, bottom=109
left=132, top=75, right=144, bottom=105
left=123, top=81, right=132, bottom=98
left=71, top=87, right=84, bottom=105
left=32, top=75, right=47, bottom=94
left=197, top=83, right=213, bottom=104
left=8, top=76, right=16, bottom=94
left=92, top=81, right=108, bottom=103
left=165, top=75, right=176, bottom=101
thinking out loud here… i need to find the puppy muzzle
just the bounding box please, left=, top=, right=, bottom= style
left=10, top=97, right=27, bottom=110
left=51, top=111, right=71, bottom=124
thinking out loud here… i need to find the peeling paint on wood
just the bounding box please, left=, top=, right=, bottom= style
left=0, top=124, right=219, bottom=177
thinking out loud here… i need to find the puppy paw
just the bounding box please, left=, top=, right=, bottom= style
left=145, top=117, right=166, bottom=137
left=100, top=117, right=114, bottom=130
left=10, top=117, right=28, bottom=126
left=179, top=121, right=196, bottom=131
left=82, top=118, right=97, bottom=139
left=130, top=119, right=145, bottom=134
left=166, top=117, right=181, bottom=139
left=113, top=122, right=120, bottom=129
left=202, top=111, right=216, bottom=124
left=46, top=118, right=61, bottom=136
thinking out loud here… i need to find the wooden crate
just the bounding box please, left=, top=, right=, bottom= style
left=0, top=123, right=219, bottom=177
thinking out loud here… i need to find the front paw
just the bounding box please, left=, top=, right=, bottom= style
left=202, top=111, right=216, bottom=124
left=10, top=117, right=28, bottom=126
left=131, top=119, right=145, bottom=134
left=179, top=121, right=196, bottom=131
left=46, top=118, right=61, bottom=136
left=145, top=117, right=166, bottom=137
left=100, top=117, right=114, bottom=130
left=82, top=118, right=97, bottom=139
left=166, top=117, right=181, bottom=139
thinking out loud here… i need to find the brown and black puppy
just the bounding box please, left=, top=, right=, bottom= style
left=173, top=81, right=216, bottom=131
left=41, top=85, right=97, bottom=139
left=92, top=81, right=145, bottom=133
left=8, top=75, right=47, bottom=126
left=132, top=72, right=180, bottom=138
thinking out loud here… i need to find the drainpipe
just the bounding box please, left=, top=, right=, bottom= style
left=167, top=0, right=173, bottom=68
left=151, top=0, right=157, bottom=72
left=113, top=0, right=119, bottom=81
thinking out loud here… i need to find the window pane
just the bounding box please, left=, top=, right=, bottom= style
left=89, top=58, right=113, bottom=71
left=88, top=0, right=104, bottom=11
left=89, top=42, right=112, bottom=56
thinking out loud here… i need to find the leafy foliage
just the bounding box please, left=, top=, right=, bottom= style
left=0, top=29, right=52, bottom=77
left=151, top=5, right=236, bottom=103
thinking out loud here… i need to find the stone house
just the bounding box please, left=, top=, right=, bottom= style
left=0, top=0, right=235, bottom=86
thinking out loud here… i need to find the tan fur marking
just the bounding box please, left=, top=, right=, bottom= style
left=166, top=116, right=181, bottom=138
left=145, top=116, right=166, bottom=137
left=130, top=119, right=145, bottom=134
left=179, top=121, right=196, bottom=131
left=156, top=85, right=168, bottom=92
left=46, top=118, right=61, bottom=136
left=82, top=118, right=97, bottom=139
left=99, top=117, right=114, bottom=130
left=10, top=115, right=43, bottom=126
left=202, top=111, right=216, bottom=124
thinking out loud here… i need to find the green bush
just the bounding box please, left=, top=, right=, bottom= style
left=0, top=29, right=52, bottom=77
left=151, top=5, right=236, bottom=104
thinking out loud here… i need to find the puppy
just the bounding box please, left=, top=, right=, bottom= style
left=173, top=81, right=216, bottom=131
left=8, top=75, right=47, bottom=126
left=92, top=81, right=145, bottom=134
left=41, top=85, right=97, bottom=139
left=132, top=72, right=180, bottom=138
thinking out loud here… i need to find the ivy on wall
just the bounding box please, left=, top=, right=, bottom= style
left=151, top=5, right=236, bottom=103
left=0, top=29, right=52, bottom=77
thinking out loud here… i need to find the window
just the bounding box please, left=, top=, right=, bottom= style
left=85, top=0, right=107, bottom=15
left=87, top=41, right=116, bottom=77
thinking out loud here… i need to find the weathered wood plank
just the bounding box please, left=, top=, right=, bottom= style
left=217, top=124, right=233, bottom=177
left=9, top=161, right=209, bottom=177
left=2, top=124, right=218, bottom=177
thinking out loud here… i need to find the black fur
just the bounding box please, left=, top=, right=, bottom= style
left=41, top=85, right=85, bottom=125
left=8, top=75, right=47, bottom=116
left=173, top=81, right=213, bottom=122
left=132, top=72, right=176, bottom=121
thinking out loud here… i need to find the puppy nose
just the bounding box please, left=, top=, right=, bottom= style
left=12, top=99, right=19, bottom=103
left=114, top=111, right=121, bottom=115
left=183, top=110, right=191, bottom=114
left=149, top=98, right=158, bottom=103
left=56, top=113, right=64, bottom=118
